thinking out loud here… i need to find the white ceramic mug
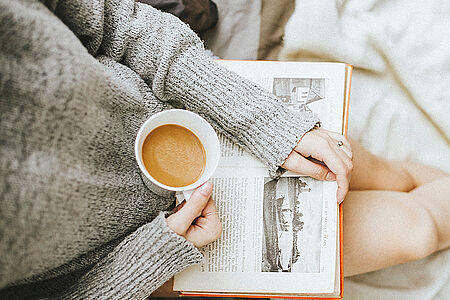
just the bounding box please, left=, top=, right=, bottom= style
left=135, top=109, right=221, bottom=202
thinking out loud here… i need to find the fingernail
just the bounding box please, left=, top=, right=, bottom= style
left=197, top=181, right=213, bottom=196
left=326, top=172, right=336, bottom=181
left=338, top=198, right=344, bottom=205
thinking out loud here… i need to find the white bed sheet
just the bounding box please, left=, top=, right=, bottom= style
left=281, top=0, right=450, bottom=299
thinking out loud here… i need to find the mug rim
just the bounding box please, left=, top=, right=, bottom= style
left=134, top=109, right=220, bottom=192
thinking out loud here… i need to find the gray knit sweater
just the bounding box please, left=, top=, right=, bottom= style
left=0, top=0, right=318, bottom=298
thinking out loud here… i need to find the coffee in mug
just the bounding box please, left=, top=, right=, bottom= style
left=135, top=109, right=220, bottom=201
left=142, top=124, right=206, bottom=187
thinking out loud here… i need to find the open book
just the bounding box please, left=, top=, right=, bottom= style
left=174, top=61, right=352, bottom=299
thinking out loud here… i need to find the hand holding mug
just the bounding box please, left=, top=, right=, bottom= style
left=166, top=182, right=222, bottom=247
left=282, top=128, right=353, bottom=204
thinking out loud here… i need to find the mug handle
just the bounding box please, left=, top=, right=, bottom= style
left=175, top=189, right=195, bottom=203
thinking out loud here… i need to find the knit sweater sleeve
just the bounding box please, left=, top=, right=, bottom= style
left=60, top=213, right=203, bottom=299
left=49, top=0, right=318, bottom=175
left=123, top=1, right=319, bottom=175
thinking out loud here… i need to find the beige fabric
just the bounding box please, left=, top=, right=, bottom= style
left=201, top=0, right=261, bottom=59
left=257, top=0, right=295, bottom=60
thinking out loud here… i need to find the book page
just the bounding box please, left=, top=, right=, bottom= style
left=219, top=60, right=345, bottom=135
left=174, top=61, right=346, bottom=294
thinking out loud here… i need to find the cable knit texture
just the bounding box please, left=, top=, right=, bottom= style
left=60, top=213, right=203, bottom=300
left=0, top=0, right=318, bottom=298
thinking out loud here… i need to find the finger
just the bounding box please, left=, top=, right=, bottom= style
left=336, top=174, right=349, bottom=204
left=304, top=128, right=353, bottom=159
left=186, top=215, right=222, bottom=247
left=282, top=151, right=336, bottom=181
left=331, top=138, right=352, bottom=160
left=317, top=146, right=350, bottom=203
left=195, top=197, right=221, bottom=228
left=318, top=130, right=352, bottom=160
left=329, top=140, right=353, bottom=170
left=339, top=144, right=353, bottom=159
left=329, top=145, right=352, bottom=204
left=199, top=197, right=221, bottom=232
left=167, top=182, right=213, bottom=235
left=201, top=196, right=219, bottom=217
left=325, top=131, right=351, bottom=150
left=296, top=132, right=350, bottom=177
left=293, top=129, right=351, bottom=203
left=187, top=197, right=222, bottom=247
left=323, top=145, right=351, bottom=203
left=172, top=200, right=186, bottom=214
left=309, top=142, right=349, bottom=176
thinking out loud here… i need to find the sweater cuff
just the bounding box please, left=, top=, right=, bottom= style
left=62, top=212, right=203, bottom=300
left=165, top=48, right=319, bottom=176
left=246, top=106, right=319, bottom=177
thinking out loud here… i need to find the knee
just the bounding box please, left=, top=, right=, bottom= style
left=387, top=161, right=417, bottom=192
left=397, top=203, right=439, bottom=262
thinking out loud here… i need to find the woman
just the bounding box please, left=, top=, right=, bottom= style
left=2, top=0, right=447, bottom=298
left=0, top=0, right=351, bottom=298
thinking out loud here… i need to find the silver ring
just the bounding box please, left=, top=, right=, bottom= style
left=337, top=141, right=344, bottom=147
left=205, top=211, right=219, bottom=217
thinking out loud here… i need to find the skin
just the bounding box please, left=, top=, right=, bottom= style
left=166, top=181, right=222, bottom=248
left=343, top=141, right=450, bottom=276
left=283, top=128, right=353, bottom=203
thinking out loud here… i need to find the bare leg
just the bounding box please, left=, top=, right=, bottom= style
left=343, top=140, right=450, bottom=276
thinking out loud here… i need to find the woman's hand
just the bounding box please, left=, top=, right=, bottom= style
left=282, top=128, right=353, bottom=204
left=166, top=182, right=222, bottom=247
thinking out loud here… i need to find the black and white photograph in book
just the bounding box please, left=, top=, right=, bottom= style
left=261, top=177, right=323, bottom=273
left=272, top=78, right=325, bottom=112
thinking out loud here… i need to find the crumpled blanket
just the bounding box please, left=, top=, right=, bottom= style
left=201, top=0, right=261, bottom=59
left=281, top=0, right=450, bottom=299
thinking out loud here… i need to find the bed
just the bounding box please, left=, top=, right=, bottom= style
left=201, top=0, right=450, bottom=298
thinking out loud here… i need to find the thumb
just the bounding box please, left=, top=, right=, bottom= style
left=282, top=151, right=336, bottom=181
left=166, top=182, right=213, bottom=235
